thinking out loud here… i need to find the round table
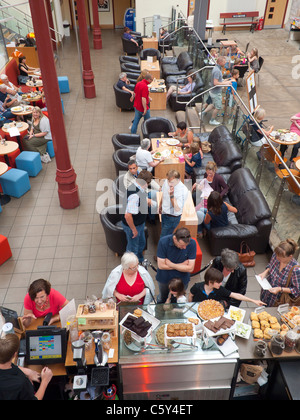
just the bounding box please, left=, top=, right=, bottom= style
left=22, top=93, right=43, bottom=104
left=0, top=141, right=19, bottom=156
left=26, top=80, right=43, bottom=91
left=1, top=122, right=29, bottom=134
left=11, top=105, right=34, bottom=117
left=0, top=161, right=10, bottom=205
left=269, top=132, right=300, bottom=146
left=296, top=159, right=300, bottom=171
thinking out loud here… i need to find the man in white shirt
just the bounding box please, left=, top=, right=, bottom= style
left=135, top=138, right=164, bottom=172
left=159, top=169, right=188, bottom=238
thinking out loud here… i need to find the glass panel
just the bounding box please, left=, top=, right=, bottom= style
left=0, top=26, right=8, bottom=69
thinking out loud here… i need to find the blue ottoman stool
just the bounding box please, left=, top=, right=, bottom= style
left=15, top=151, right=42, bottom=177
left=58, top=76, right=70, bottom=93
left=47, top=141, right=55, bottom=158
left=0, top=168, right=31, bottom=198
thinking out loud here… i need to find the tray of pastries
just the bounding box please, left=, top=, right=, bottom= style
left=198, top=299, right=225, bottom=320
left=203, top=315, right=235, bottom=337
left=279, top=305, right=300, bottom=329
left=250, top=310, right=288, bottom=340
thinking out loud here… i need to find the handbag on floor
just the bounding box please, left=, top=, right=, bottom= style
left=275, top=265, right=300, bottom=307
left=238, top=241, right=256, bottom=267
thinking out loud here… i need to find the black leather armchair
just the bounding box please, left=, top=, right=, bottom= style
left=112, top=148, right=137, bottom=175
left=168, top=73, right=205, bottom=112
left=161, top=51, right=193, bottom=79
left=126, top=72, right=139, bottom=85
left=140, top=48, right=161, bottom=62
left=122, top=36, right=139, bottom=55
left=120, top=62, right=140, bottom=74
left=141, top=117, right=176, bottom=139
left=193, top=125, right=243, bottom=179
left=113, top=83, right=134, bottom=111
left=100, top=204, right=148, bottom=256
left=119, top=55, right=139, bottom=65
left=112, top=133, right=141, bottom=151
left=207, top=168, right=272, bottom=255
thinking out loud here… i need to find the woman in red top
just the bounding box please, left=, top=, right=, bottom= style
left=114, top=253, right=146, bottom=305
left=22, top=279, right=69, bottom=327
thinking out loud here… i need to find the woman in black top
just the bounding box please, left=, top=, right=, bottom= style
left=18, top=56, right=39, bottom=84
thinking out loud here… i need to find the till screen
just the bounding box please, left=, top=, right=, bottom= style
left=29, top=335, right=62, bottom=360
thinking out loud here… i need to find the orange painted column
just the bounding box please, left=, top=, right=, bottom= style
left=29, top=0, right=80, bottom=209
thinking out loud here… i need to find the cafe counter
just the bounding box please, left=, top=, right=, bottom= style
left=118, top=304, right=300, bottom=400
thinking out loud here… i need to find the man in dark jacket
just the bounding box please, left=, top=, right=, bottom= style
left=211, top=248, right=247, bottom=308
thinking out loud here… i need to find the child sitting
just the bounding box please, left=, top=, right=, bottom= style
left=184, top=142, right=203, bottom=182
left=247, top=48, right=259, bottom=73
left=198, top=191, right=237, bottom=237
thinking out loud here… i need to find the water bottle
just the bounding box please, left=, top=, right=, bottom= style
left=156, top=139, right=159, bottom=148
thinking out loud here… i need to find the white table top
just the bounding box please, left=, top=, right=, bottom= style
left=0, top=141, right=19, bottom=155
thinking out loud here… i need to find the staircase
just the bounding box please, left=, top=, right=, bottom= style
left=0, top=0, right=34, bottom=45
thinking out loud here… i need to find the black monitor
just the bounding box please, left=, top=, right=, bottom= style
left=25, top=327, right=67, bottom=365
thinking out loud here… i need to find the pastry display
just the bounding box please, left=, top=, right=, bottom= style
left=217, top=334, right=229, bottom=346
left=280, top=307, right=300, bottom=328
left=198, top=299, right=224, bottom=320
left=250, top=311, right=280, bottom=339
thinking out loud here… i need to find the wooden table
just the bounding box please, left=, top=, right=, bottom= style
left=26, top=80, right=43, bottom=91
left=143, top=37, right=158, bottom=49
left=0, top=161, right=10, bottom=205
left=0, top=140, right=19, bottom=165
left=11, top=105, right=34, bottom=117
left=269, top=130, right=300, bottom=146
left=22, top=93, right=43, bottom=104
left=157, top=190, right=198, bottom=237
left=295, top=159, right=300, bottom=171
left=149, top=78, right=167, bottom=110
left=151, top=138, right=185, bottom=182
left=141, top=60, right=161, bottom=79
left=2, top=122, right=29, bottom=135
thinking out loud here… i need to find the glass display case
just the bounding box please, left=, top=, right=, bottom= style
left=118, top=303, right=238, bottom=400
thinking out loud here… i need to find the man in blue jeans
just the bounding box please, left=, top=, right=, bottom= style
left=131, top=73, right=152, bottom=134
left=121, top=170, right=153, bottom=263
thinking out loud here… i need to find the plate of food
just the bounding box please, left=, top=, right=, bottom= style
left=198, top=299, right=225, bottom=320
left=228, top=305, right=246, bottom=323
left=235, top=321, right=251, bottom=339
left=153, top=151, right=162, bottom=160
left=203, top=315, right=235, bottom=337
left=11, top=106, right=23, bottom=112
left=161, top=149, right=171, bottom=158
left=284, top=132, right=297, bottom=142
left=166, top=139, right=180, bottom=146
left=174, top=151, right=183, bottom=158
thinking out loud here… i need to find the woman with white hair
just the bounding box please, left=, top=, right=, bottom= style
left=135, top=138, right=164, bottom=172
left=102, top=252, right=155, bottom=305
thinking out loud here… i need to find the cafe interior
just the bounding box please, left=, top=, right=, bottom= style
left=0, top=0, right=300, bottom=402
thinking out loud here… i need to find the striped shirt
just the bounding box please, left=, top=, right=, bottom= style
left=260, top=253, right=300, bottom=307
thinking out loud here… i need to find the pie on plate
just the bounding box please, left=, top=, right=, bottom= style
left=198, top=299, right=224, bottom=320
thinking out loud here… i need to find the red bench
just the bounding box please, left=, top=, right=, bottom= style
left=0, top=57, right=31, bottom=91
left=220, top=12, right=259, bottom=34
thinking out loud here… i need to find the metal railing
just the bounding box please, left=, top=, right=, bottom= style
left=185, top=84, right=300, bottom=226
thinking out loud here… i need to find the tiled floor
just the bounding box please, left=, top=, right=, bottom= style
left=0, top=27, right=299, bottom=318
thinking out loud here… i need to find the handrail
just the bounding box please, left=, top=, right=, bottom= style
left=161, top=25, right=216, bottom=65
left=186, top=84, right=300, bottom=190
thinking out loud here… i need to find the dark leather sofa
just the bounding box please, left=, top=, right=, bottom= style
left=207, top=167, right=272, bottom=255
left=113, top=83, right=134, bottom=111
left=166, top=73, right=205, bottom=111
left=100, top=205, right=148, bottom=256
left=112, top=133, right=141, bottom=151
left=193, top=125, right=243, bottom=179
left=119, top=55, right=139, bottom=65
left=141, top=117, right=176, bottom=139
left=161, top=51, right=193, bottom=79
left=120, top=62, right=140, bottom=74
